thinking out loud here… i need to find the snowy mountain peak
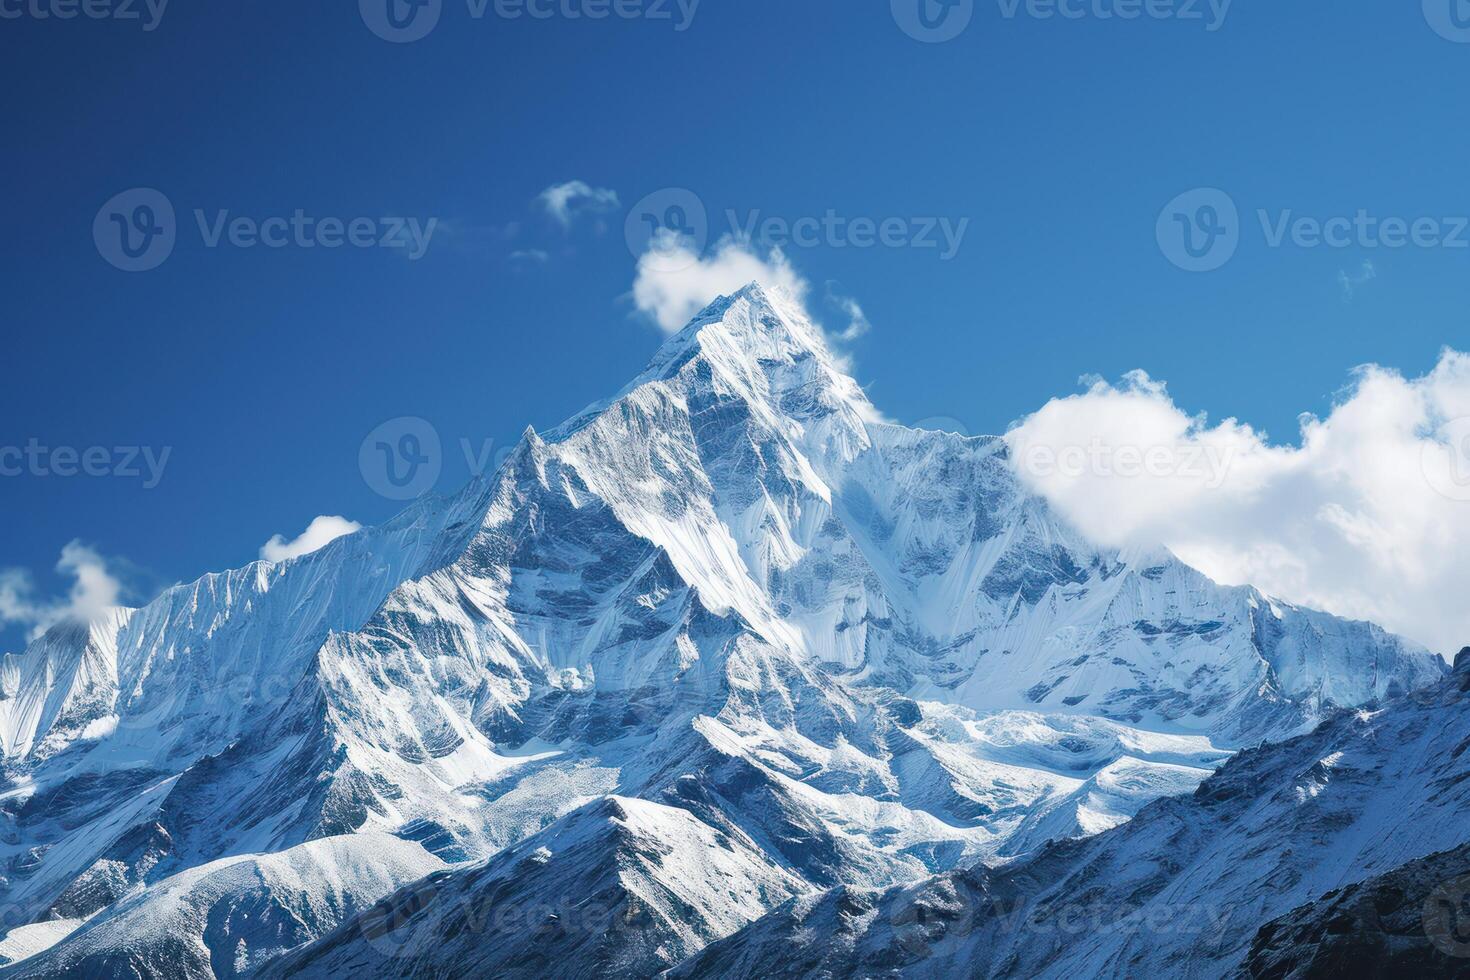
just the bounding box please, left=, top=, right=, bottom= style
left=659, top=281, right=829, bottom=370
left=0, top=608, right=133, bottom=759
left=700, top=284, right=845, bottom=374
left=682, top=281, right=880, bottom=427
left=0, top=288, right=1449, bottom=977
left=552, top=281, right=877, bottom=447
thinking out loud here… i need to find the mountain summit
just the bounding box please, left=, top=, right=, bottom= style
left=0, top=284, right=1445, bottom=977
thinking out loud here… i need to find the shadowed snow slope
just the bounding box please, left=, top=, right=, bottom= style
left=1240, top=838, right=1470, bottom=977
left=261, top=796, right=809, bottom=979
left=0, top=284, right=1445, bottom=977
left=670, top=670, right=1470, bottom=979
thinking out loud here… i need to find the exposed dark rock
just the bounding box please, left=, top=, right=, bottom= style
left=1241, top=841, right=1470, bottom=979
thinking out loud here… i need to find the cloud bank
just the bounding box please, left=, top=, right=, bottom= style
left=1006, top=351, right=1470, bottom=657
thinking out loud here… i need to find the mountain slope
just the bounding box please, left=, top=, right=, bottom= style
left=1240, top=839, right=1470, bottom=978
left=3, top=834, right=442, bottom=979
left=260, top=796, right=809, bottom=979
left=0, top=283, right=1446, bottom=976
left=669, top=661, right=1470, bottom=979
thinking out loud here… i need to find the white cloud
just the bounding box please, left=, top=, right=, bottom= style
left=509, top=248, right=549, bottom=264
left=260, top=515, right=362, bottom=563
left=0, top=542, right=125, bottom=643
left=1338, top=260, right=1377, bottom=302
left=0, top=571, right=44, bottom=634
left=825, top=284, right=872, bottom=341
left=536, top=181, right=620, bottom=228
left=628, top=235, right=892, bottom=426
left=630, top=232, right=809, bottom=334
left=1006, top=350, right=1470, bottom=658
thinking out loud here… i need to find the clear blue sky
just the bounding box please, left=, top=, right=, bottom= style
left=3, top=1, right=1468, bottom=651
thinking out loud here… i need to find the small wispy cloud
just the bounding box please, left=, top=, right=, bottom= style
left=509, top=249, right=550, bottom=265
left=630, top=232, right=807, bottom=334
left=420, top=218, right=522, bottom=256
left=0, top=542, right=127, bottom=643
left=537, top=181, right=620, bottom=229
left=824, top=283, right=872, bottom=342
left=260, top=515, right=362, bottom=563
left=624, top=234, right=890, bottom=423
left=1338, top=260, right=1377, bottom=302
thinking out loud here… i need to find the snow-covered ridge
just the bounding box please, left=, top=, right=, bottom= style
left=260, top=796, right=810, bottom=979
left=670, top=664, right=1470, bottom=979
left=1, top=283, right=1438, bottom=773
left=0, top=282, right=1446, bottom=977
left=3, top=834, right=443, bottom=977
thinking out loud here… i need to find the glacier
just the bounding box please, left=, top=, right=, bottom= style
left=0, top=283, right=1448, bottom=978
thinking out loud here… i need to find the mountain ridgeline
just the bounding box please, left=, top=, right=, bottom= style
left=0, top=284, right=1451, bottom=978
